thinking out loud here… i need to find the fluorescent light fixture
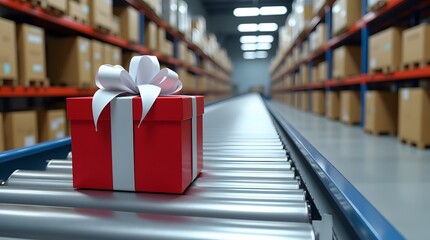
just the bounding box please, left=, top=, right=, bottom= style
left=255, top=51, right=268, bottom=58
left=240, top=35, right=258, bottom=43
left=256, top=42, right=271, bottom=50
left=257, top=35, right=274, bottom=43
left=234, top=7, right=259, bottom=17
left=241, top=43, right=257, bottom=51
left=259, top=6, right=287, bottom=15
left=243, top=52, right=256, bottom=59
left=258, top=23, right=278, bottom=32
left=238, top=23, right=258, bottom=32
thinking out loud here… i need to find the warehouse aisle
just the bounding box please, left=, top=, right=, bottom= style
left=270, top=100, right=430, bottom=240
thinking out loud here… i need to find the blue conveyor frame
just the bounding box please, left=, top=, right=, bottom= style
left=0, top=96, right=404, bottom=239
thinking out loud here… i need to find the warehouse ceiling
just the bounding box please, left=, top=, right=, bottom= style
left=201, top=0, right=292, bottom=15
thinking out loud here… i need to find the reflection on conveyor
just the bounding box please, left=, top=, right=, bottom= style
left=0, top=94, right=316, bottom=239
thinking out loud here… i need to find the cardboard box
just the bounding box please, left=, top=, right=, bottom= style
left=369, top=27, right=402, bottom=73
left=0, top=113, right=3, bottom=151
left=178, top=42, right=187, bottom=62
left=301, top=64, right=309, bottom=85
left=333, top=46, right=361, bottom=78
left=111, top=15, right=120, bottom=37
left=301, top=41, right=308, bottom=60
left=38, top=109, right=66, bottom=142
left=162, top=0, right=178, bottom=28
left=114, top=6, right=139, bottom=43
left=312, top=64, right=318, bottom=82
left=177, top=0, right=189, bottom=33
left=295, top=92, right=301, bottom=109
left=157, top=28, right=166, bottom=53
left=365, top=91, right=398, bottom=135
left=318, top=61, right=327, bottom=82
left=312, top=91, right=325, bottom=115
left=122, top=51, right=139, bottom=71
left=368, top=0, right=387, bottom=11
left=295, top=0, right=313, bottom=35
left=332, top=0, right=362, bottom=36
left=0, top=18, right=17, bottom=82
left=402, top=24, right=430, bottom=68
left=301, top=92, right=309, bottom=111
left=313, top=0, right=326, bottom=15
left=103, top=44, right=122, bottom=65
left=67, top=0, right=89, bottom=24
left=144, top=21, right=157, bottom=51
left=47, top=36, right=92, bottom=88
left=162, top=40, right=174, bottom=57
left=310, top=23, right=326, bottom=52
left=17, top=24, right=46, bottom=85
left=398, top=88, right=430, bottom=147
left=142, top=0, right=162, bottom=16
left=326, top=91, right=340, bottom=120
left=45, top=0, right=67, bottom=13
left=340, top=91, right=361, bottom=125
left=90, top=40, right=104, bottom=85
left=197, top=76, right=206, bottom=92
left=4, top=111, right=38, bottom=150
left=88, top=0, right=112, bottom=30
left=67, top=96, right=204, bottom=193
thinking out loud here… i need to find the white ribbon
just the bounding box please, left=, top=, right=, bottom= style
left=92, top=55, right=182, bottom=130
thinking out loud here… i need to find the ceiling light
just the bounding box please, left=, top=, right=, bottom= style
left=241, top=43, right=257, bottom=51
left=238, top=23, right=258, bottom=32
left=233, top=7, right=259, bottom=17
left=257, top=35, right=274, bottom=43
left=243, top=52, right=256, bottom=59
left=255, top=51, right=268, bottom=58
left=256, top=42, right=271, bottom=50
left=258, top=23, right=278, bottom=32
left=259, top=6, right=287, bottom=15
left=240, top=35, right=258, bottom=43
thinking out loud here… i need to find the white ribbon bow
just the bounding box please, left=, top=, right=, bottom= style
left=92, top=55, right=182, bottom=130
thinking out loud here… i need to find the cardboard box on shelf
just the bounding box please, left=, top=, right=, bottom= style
left=365, top=91, right=398, bottom=135
left=318, top=61, right=327, bottom=82
left=312, top=91, right=325, bottom=115
left=156, top=28, right=166, bottom=53
left=332, top=0, right=362, bottom=36
left=17, top=24, right=47, bottom=86
left=162, top=40, right=174, bottom=57
left=326, top=91, right=340, bottom=120
left=401, top=24, right=430, bottom=69
left=186, top=49, right=196, bottom=66
left=45, top=0, right=67, bottom=14
left=103, top=44, right=122, bottom=66
left=368, top=0, right=387, bottom=12
left=333, top=46, right=361, bottom=79
left=313, top=0, right=326, bottom=15
left=312, top=63, right=318, bottom=82
left=111, top=16, right=120, bottom=37
left=47, top=36, right=92, bottom=88
left=295, top=0, right=313, bottom=35
left=340, top=90, right=361, bottom=125
left=0, top=113, right=3, bottom=151
left=369, top=27, right=402, bottom=73
left=90, top=40, right=104, bottom=85
left=142, top=0, right=162, bottom=16
left=301, top=91, right=309, bottom=111
left=310, top=23, right=326, bottom=52
left=0, top=18, right=17, bottom=83
left=67, top=0, right=90, bottom=24
left=197, top=76, right=207, bottom=92
left=38, top=109, right=66, bottom=142
left=144, top=21, right=157, bottom=51
left=122, top=51, right=139, bottom=71
left=114, top=6, right=139, bottom=43
left=300, top=64, right=309, bottom=85
left=178, top=42, right=187, bottom=62
left=177, top=0, right=189, bottom=34
left=4, top=111, right=38, bottom=150
left=398, top=88, right=430, bottom=148
left=301, top=40, right=308, bottom=60
left=88, top=0, right=112, bottom=30
left=162, top=0, right=178, bottom=28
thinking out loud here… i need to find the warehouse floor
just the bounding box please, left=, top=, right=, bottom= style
left=270, top=101, right=430, bottom=240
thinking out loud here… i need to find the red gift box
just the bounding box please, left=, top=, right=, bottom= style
left=67, top=95, right=204, bottom=194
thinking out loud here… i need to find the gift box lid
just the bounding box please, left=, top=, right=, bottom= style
left=67, top=96, right=204, bottom=121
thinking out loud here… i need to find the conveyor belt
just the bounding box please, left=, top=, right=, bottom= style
left=0, top=94, right=316, bottom=239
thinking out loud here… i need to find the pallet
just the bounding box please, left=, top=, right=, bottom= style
left=44, top=4, right=65, bottom=16
left=365, top=129, right=396, bottom=136
left=93, top=24, right=110, bottom=34
left=23, top=79, right=50, bottom=87
left=70, top=15, right=88, bottom=25
left=369, top=0, right=387, bottom=12
left=399, top=138, right=430, bottom=149
left=341, top=121, right=360, bottom=126
left=51, top=82, right=93, bottom=89
left=369, top=65, right=396, bottom=75
left=0, top=78, right=17, bottom=87
left=27, top=0, right=47, bottom=9
left=402, top=60, right=430, bottom=70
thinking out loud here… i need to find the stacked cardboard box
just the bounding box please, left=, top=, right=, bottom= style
left=340, top=91, right=361, bottom=125
left=326, top=91, right=340, bottom=120
left=90, top=40, right=104, bottom=85
left=369, top=27, right=402, bottom=73
left=401, top=24, right=430, bottom=70
left=312, top=91, right=325, bottom=115
left=88, top=0, right=113, bottom=31
left=47, top=36, right=92, bottom=88
left=333, top=46, right=361, bottom=78
left=103, top=44, right=122, bottom=66
left=317, top=61, right=327, bottom=82
left=313, top=0, right=326, bottom=15
left=142, top=0, right=162, bottom=16
left=17, top=24, right=47, bottom=86
left=114, top=6, right=139, bottom=43
left=312, top=64, right=318, bottom=82
left=67, top=0, right=90, bottom=24
left=0, top=113, right=3, bottom=151
left=144, top=21, right=158, bottom=51
left=294, top=0, right=312, bottom=36
left=300, top=64, right=309, bottom=85
left=45, top=0, right=67, bottom=13
left=398, top=88, right=430, bottom=148
left=332, top=0, right=362, bottom=36
left=4, top=111, right=38, bottom=150
left=0, top=18, right=17, bottom=84
left=365, top=91, right=398, bottom=135
left=38, top=109, right=66, bottom=142
left=301, top=92, right=309, bottom=111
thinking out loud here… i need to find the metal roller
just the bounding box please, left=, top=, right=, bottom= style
left=66, top=152, right=72, bottom=159
left=202, top=170, right=295, bottom=179
left=203, top=156, right=289, bottom=162
left=0, top=187, right=310, bottom=222
left=0, top=204, right=315, bottom=240
left=45, top=164, right=72, bottom=173
left=8, top=170, right=72, bottom=181
left=203, top=152, right=288, bottom=158
left=46, top=160, right=72, bottom=165
left=203, top=142, right=283, bottom=146
left=204, top=145, right=285, bottom=150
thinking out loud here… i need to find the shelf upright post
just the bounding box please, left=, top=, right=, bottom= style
left=360, top=0, right=369, bottom=128
left=138, top=12, right=146, bottom=46
left=172, top=37, right=179, bottom=72
left=325, top=5, right=332, bottom=94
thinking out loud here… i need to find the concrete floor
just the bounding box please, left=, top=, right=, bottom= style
left=270, top=100, right=430, bottom=240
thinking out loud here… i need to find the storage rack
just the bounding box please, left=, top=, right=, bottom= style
left=0, top=0, right=232, bottom=98
left=270, top=0, right=429, bottom=126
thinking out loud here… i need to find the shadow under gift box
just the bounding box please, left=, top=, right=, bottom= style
left=67, top=96, right=204, bottom=194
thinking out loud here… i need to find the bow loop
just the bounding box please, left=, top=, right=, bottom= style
left=92, top=55, right=182, bottom=129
